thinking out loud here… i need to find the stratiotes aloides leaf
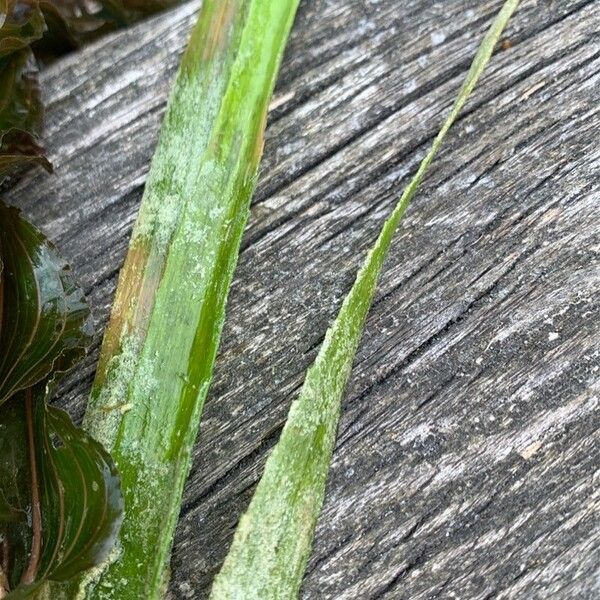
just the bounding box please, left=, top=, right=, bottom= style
left=0, top=201, right=123, bottom=599
left=211, top=1, right=521, bottom=598
left=76, top=0, right=300, bottom=597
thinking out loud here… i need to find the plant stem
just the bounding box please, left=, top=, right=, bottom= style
left=72, top=1, right=300, bottom=598
left=210, top=1, right=521, bottom=598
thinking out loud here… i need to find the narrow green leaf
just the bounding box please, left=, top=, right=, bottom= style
left=210, top=1, right=521, bottom=598
left=77, top=1, right=301, bottom=597
left=1, top=2, right=198, bottom=595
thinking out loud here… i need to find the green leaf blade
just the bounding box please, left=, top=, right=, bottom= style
left=77, top=1, right=301, bottom=597
left=210, top=1, right=521, bottom=598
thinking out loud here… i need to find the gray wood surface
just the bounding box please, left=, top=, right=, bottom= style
left=5, top=0, right=600, bottom=597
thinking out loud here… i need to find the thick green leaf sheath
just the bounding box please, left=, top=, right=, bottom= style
left=77, top=1, right=300, bottom=598
left=210, top=1, right=521, bottom=598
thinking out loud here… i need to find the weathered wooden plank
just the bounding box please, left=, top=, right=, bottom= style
left=4, top=0, right=600, bottom=598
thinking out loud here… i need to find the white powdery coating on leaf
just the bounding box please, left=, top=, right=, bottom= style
left=132, top=192, right=182, bottom=253
left=74, top=544, right=123, bottom=600
left=85, top=334, right=143, bottom=450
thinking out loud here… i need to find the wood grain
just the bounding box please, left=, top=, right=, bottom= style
left=4, top=0, right=599, bottom=598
